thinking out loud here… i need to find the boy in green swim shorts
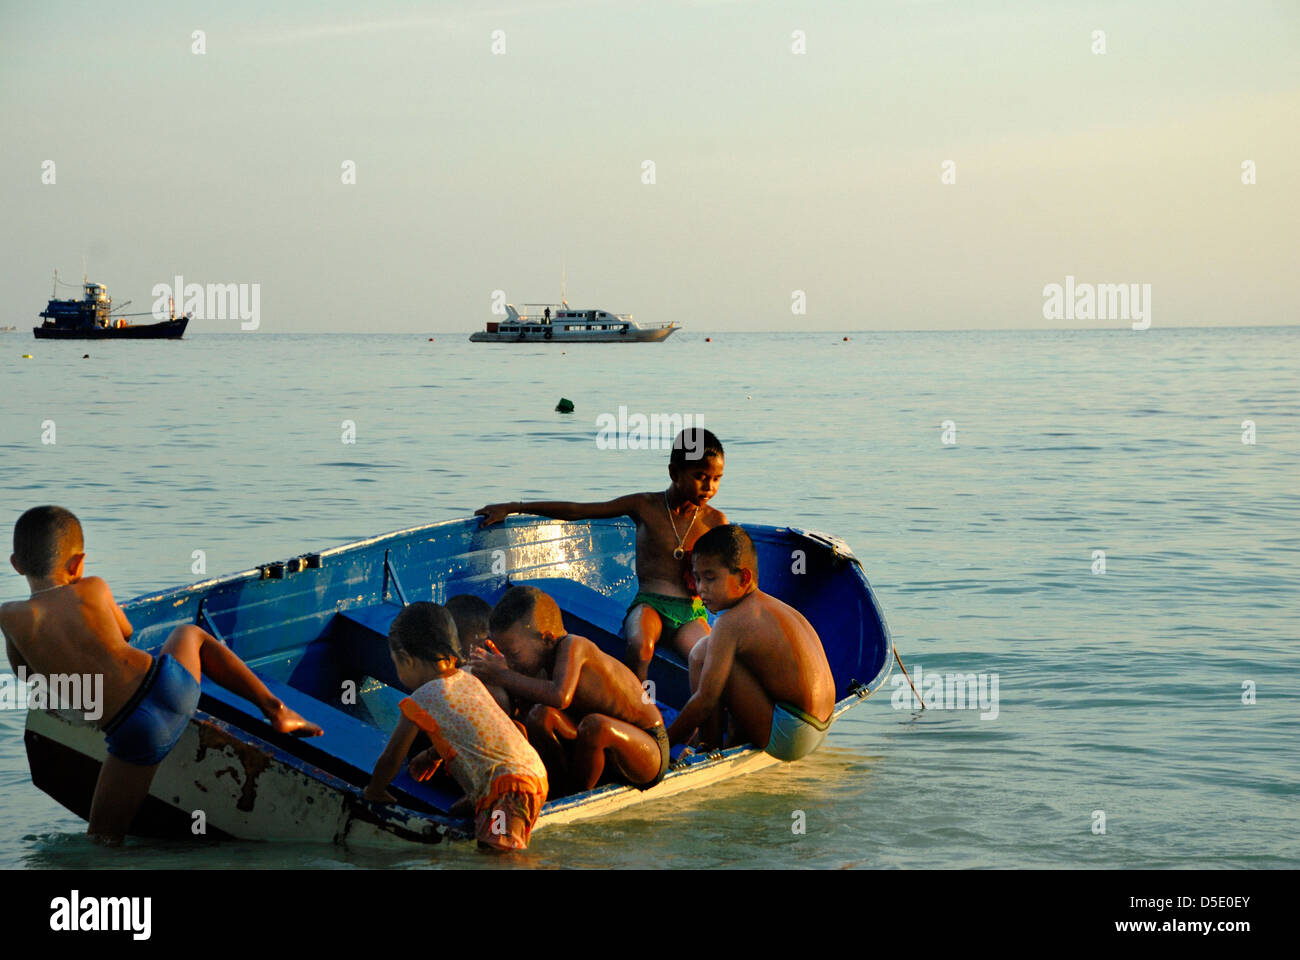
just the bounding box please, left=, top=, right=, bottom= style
left=476, top=428, right=726, bottom=683
left=667, top=525, right=836, bottom=761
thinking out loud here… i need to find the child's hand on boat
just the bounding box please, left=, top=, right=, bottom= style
left=474, top=503, right=513, bottom=526
left=363, top=781, right=396, bottom=804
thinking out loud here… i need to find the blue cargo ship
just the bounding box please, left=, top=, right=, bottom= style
left=36, top=275, right=188, bottom=340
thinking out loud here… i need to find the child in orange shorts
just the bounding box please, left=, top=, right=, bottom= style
left=364, top=602, right=548, bottom=851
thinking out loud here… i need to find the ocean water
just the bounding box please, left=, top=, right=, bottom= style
left=1, top=328, right=1296, bottom=869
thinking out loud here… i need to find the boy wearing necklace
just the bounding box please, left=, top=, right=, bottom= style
left=476, top=428, right=726, bottom=682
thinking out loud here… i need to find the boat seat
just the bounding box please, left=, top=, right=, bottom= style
left=509, top=576, right=629, bottom=636
left=337, top=602, right=403, bottom=639
left=198, top=675, right=462, bottom=814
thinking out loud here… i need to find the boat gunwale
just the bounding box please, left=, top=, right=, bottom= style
left=124, top=516, right=876, bottom=606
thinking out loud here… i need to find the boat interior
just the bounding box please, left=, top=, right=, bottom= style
left=121, top=518, right=890, bottom=817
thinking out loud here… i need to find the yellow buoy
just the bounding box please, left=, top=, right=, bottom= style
left=21, top=353, right=33, bottom=359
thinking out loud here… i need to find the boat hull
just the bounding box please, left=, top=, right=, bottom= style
left=469, top=326, right=675, bottom=343
left=25, top=708, right=463, bottom=845
left=33, top=318, right=189, bottom=340
left=23, top=517, right=893, bottom=845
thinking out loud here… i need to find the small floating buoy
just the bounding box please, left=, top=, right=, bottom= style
left=82, top=354, right=90, bottom=359
left=428, top=337, right=435, bottom=342
left=746, top=395, right=752, bottom=400
left=21, top=354, right=33, bottom=359
left=561, top=351, right=566, bottom=355
left=705, top=337, right=712, bottom=342
left=555, top=397, right=575, bottom=413
left=843, top=336, right=850, bottom=342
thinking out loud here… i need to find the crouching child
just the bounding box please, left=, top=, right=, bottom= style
left=365, top=601, right=548, bottom=852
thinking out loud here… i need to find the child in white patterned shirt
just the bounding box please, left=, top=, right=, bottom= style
left=364, top=601, right=548, bottom=852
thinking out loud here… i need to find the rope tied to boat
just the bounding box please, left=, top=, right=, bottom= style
left=892, top=644, right=926, bottom=710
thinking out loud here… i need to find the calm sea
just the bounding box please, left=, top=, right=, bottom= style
left=1, top=328, right=1296, bottom=869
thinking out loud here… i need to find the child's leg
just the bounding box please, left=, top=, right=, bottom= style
left=671, top=617, right=710, bottom=660
left=525, top=704, right=578, bottom=795
left=622, top=604, right=662, bottom=684
left=476, top=789, right=542, bottom=852
left=688, top=638, right=724, bottom=748
left=572, top=715, right=660, bottom=791
left=719, top=659, right=777, bottom=749
left=87, top=755, right=161, bottom=845
left=161, top=625, right=322, bottom=736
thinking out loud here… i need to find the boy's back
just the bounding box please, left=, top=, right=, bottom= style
left=720, top=590, right=835, bottom=723
left=1, top=577, right=152, bottom=727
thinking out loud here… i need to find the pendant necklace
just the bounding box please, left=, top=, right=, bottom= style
left=665, top=491, right=698, bottom=560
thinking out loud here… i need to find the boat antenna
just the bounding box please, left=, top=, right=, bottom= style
left=561, top=263, right=567, bottom=309
left=52, top=269, right=57, bottom=298
left=82, top=255, right=87, bottom=284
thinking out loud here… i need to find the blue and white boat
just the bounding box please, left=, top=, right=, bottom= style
left=35, top=275, right=188, bottom=340
left=24, top=517, right=893, bottom=846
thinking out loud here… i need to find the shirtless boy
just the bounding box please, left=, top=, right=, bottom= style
left=471, top=585, right=669, bottom=796
left=0, top=506, right=322, bottom=844
left=666, top=524, right=836, bottom=762
left=476, top=427, right=726, bottom=682
left=446, top=593, right=512, bottom=715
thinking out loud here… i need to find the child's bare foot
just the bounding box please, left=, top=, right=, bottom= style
left=265, top=701, right=323, bottom=737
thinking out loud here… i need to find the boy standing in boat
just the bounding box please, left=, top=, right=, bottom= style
left=0, top=506, right=323, bottom=845
left=471, top=585, right=669, bottom=796
left=667, top=525, right=836, bottom=762
left=476, top=427, right=726, bottom=682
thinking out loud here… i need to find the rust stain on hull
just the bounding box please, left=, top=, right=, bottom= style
left=195, top=722, right=273, bottom=812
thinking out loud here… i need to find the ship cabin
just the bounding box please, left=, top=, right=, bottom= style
left=501, top=304, right=633, bottom=334
left=41, top=282, right=112, bottom=329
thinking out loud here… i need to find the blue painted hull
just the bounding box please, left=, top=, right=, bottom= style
left=24, top=518, right=893, bottom=844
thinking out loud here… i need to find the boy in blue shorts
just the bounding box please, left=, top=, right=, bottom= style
left=0, top=506, right=322, bottom=845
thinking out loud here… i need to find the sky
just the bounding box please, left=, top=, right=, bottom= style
left=1, top=0, right=1297, bottom=332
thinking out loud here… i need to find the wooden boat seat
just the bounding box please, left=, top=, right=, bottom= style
left=198, top=676, right=463, bottom=814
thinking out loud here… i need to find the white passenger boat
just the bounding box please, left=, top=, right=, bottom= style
left=470, top=304, right=677, bottom=343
